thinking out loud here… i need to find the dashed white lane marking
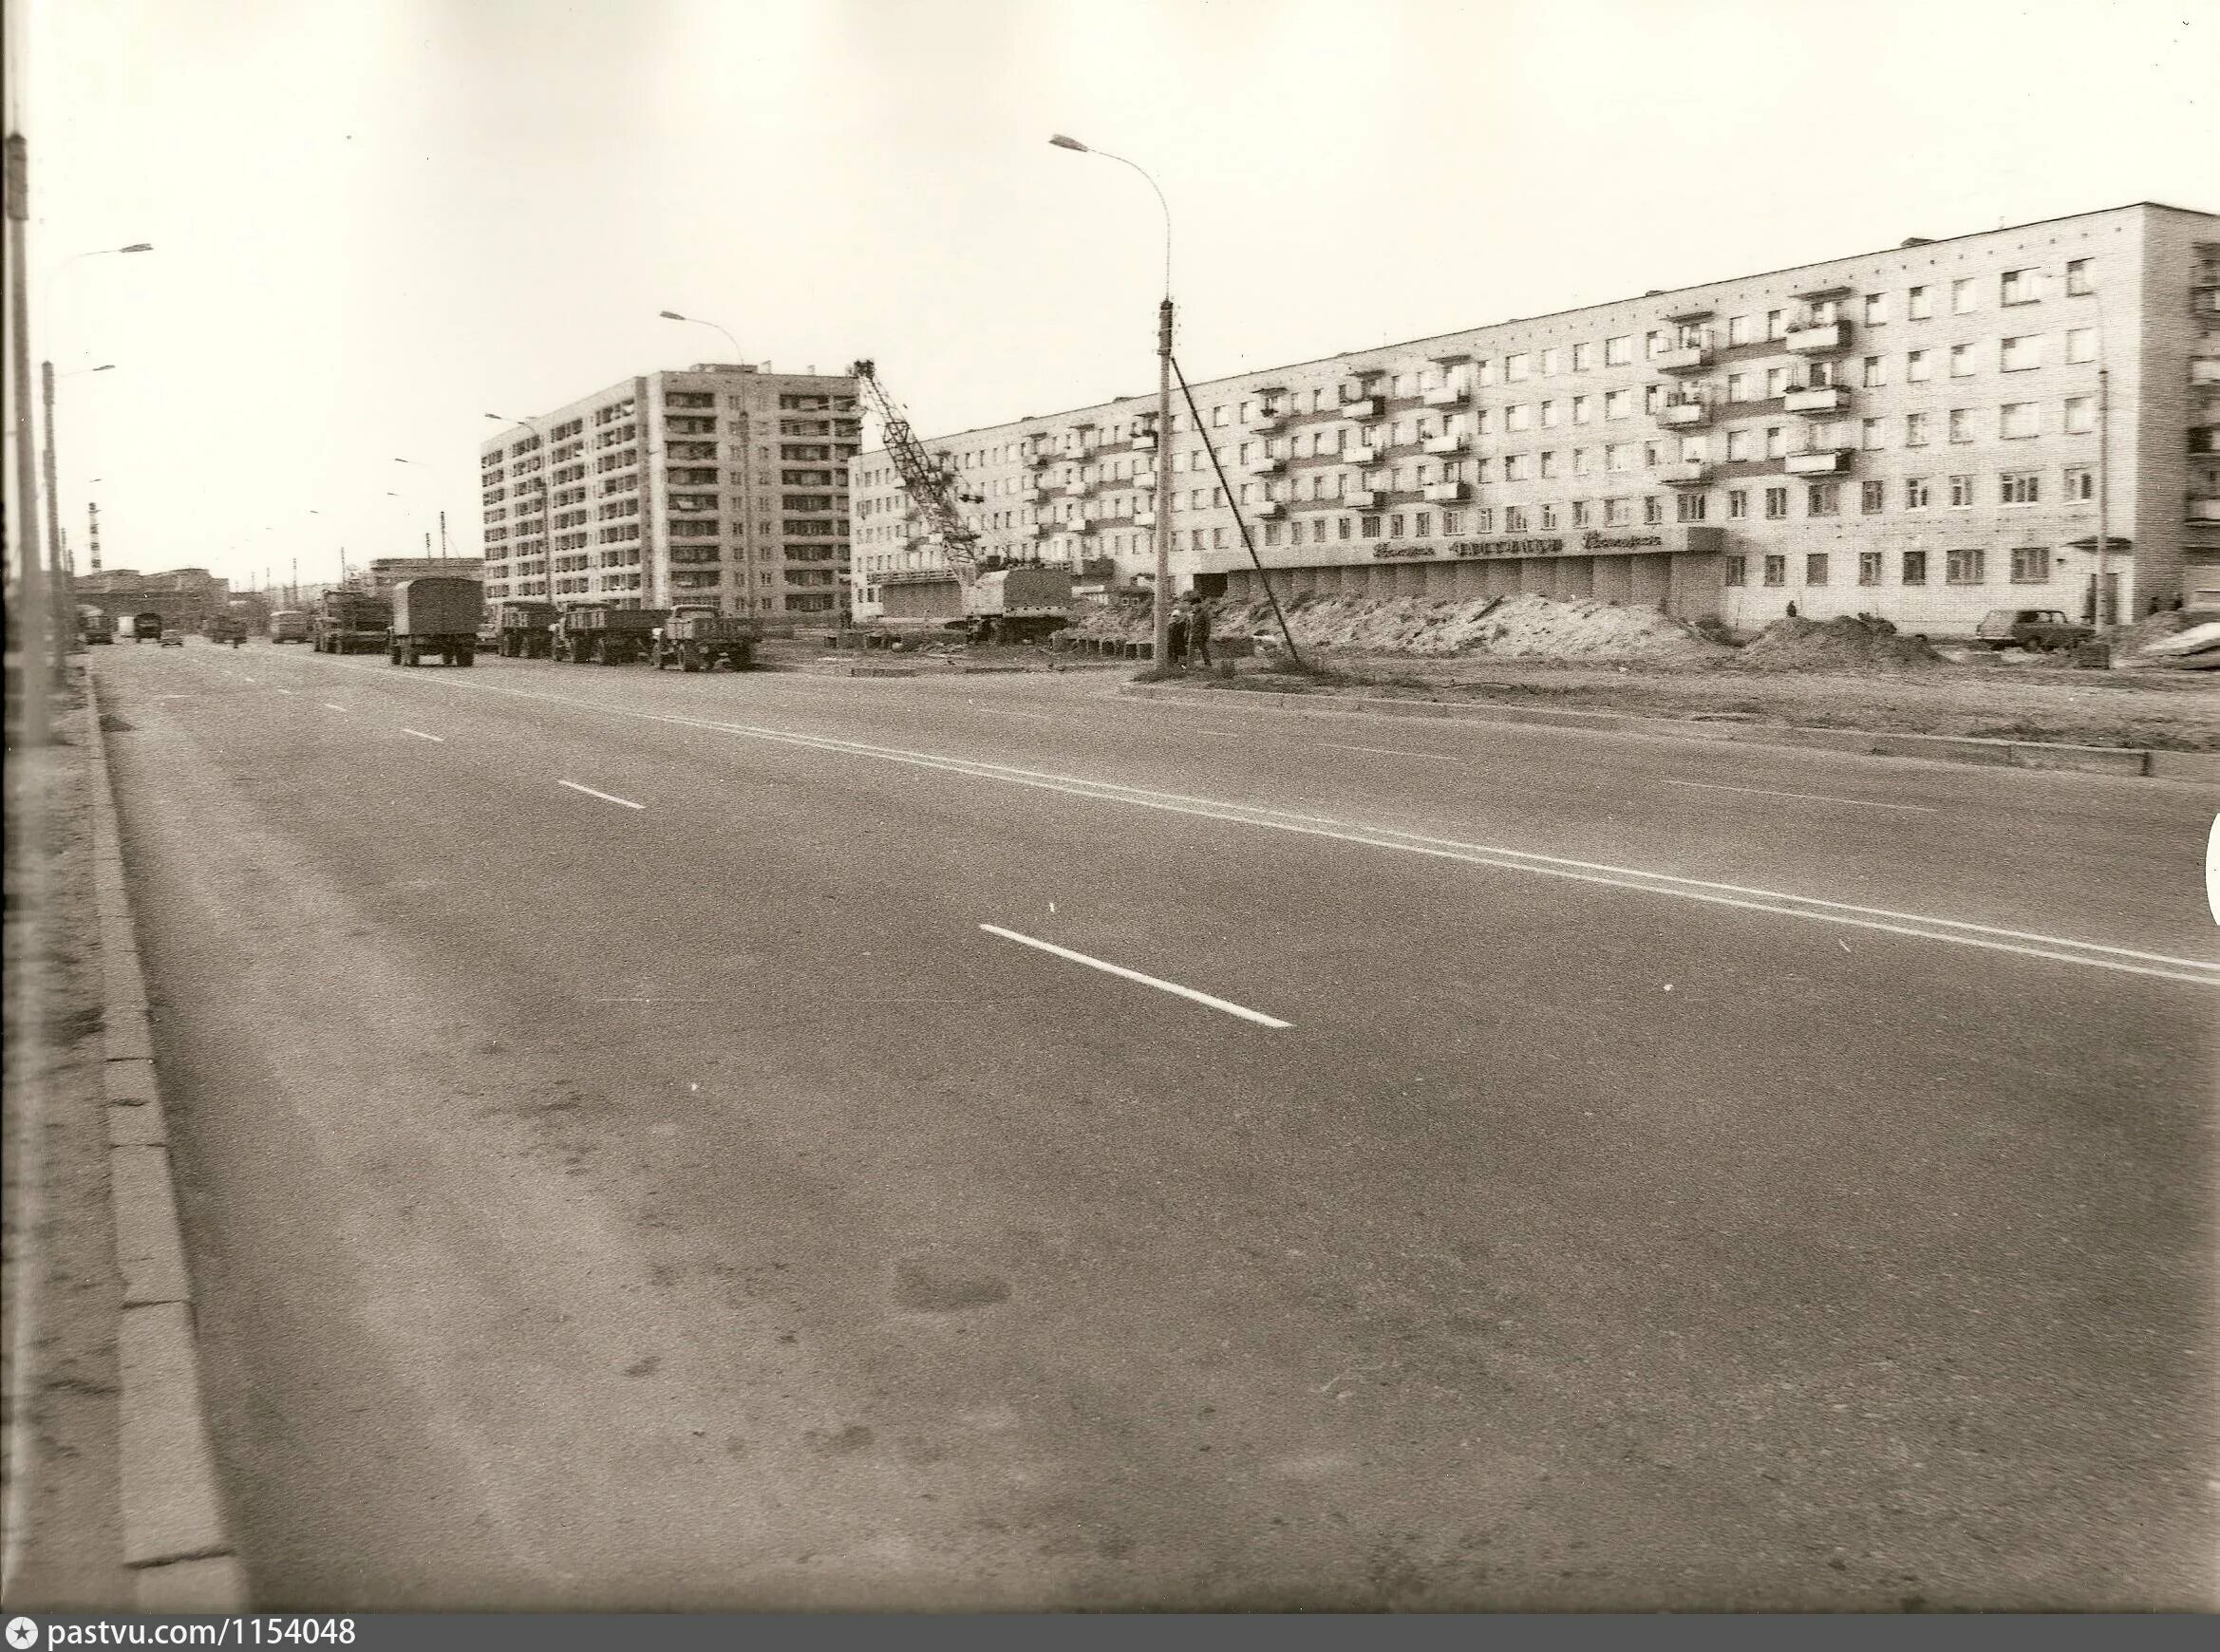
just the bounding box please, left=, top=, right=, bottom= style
left=402, top=728, right=444, bottom=742
left=1663, top=778, right=1935, bottom=814
left=275, top=688, right=294, bottom=696
left=1187, top=728, right=1244, bottom=740
left=974, top=707, right=1060, bottom=723
left=980, top=923, right=1291, bottom=1029
left=558, top=779, right=645, bottom=810
left=320, top=661, right=2220, bottom=987
left=322, top=703, right=348, bottom=712
left=1322, top=742, right=1458, bottom=762
left=239, top=675, right=256, bottom=683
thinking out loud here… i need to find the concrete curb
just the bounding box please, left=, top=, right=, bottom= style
left=84, top=679, right=249, bottom=1611
left=1117, top=683, right=2212, bottom=784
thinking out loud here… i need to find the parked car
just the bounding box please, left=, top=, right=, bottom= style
left=1973, top=608, right=2093, bottom=652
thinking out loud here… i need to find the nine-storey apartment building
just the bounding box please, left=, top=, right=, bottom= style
left=482, top=363, right=860, bottom=619
left=853, top=203, right=2219, bottom=630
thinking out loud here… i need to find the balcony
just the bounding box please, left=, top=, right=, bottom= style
left=1784, top=383, right=1852, bottom=415
left=1249, top=454, right=1286, bottom=476
left=1252, top=405, right=1288, bottom=433
left=1345, top=446, right=1381, bottom=470
left=2187, top=496, right=2220, bottom=524
left=1785, top=319, right=1851, bottom=354
left=1019, top=485, right=1045, bottom=505
left=1345, top=489, right=1383, bottom=510
left=1134, top=510, right=1156, bottom=528
left=1422, top=384, right=1470, bottom=409
left=1130, top=430, right=1158, bottom=451
left=1784, top=447, right=1852, bottom=475
left=1423, top=433, right=1471, bottom=457
left=1422, top=480, right=1469, bottom=503
left=1655, top=337, right=1713, bottom=374
left=1251, top=500, right=1285, bottom=519
left=1656, top=397, right=1710, bottom=428
left=1659, top=460, right=1710, bottom=487
left=1342, top=396, right=1385, bottom=421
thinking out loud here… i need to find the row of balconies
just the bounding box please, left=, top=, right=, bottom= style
left=2186, top=495, right=2220, bottom=524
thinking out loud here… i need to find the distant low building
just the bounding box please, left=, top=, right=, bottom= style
left=75, top=565, right=232, bottom=629
left=348, top=556, right=486, bottom=596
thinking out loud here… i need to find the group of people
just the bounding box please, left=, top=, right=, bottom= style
left=1165, top=591, right=1213, bottom=668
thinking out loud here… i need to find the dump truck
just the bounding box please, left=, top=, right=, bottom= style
left=125, top=610, right=163, bottom=644
left=555, top=605, right=668, bottom=666
left=268, top=610, right=310, bottom=644
left=386, top=576, right=483, bottom=667
left=651, top=608, right=760, bottom=672
left=80, top=607, right=115, bottom=645
left=875, top=563, right=1072, bottom=644
left=492, top=601, right=558, bottom=658
left=207, top=615, right=248, bottom=647
left=313, top=590, right=391, bottom=653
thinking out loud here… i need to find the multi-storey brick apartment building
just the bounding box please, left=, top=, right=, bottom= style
left=483, top=364, right=859, bottom=619
left=852, top=203, right=2219, bottom=631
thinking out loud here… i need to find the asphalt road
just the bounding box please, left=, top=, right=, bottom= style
left=92, top=639, right=2218, bottom=1609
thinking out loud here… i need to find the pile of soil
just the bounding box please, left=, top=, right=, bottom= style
left=1734, top=614, right=1947, bottom=670
left=1207, top=592, right=1728, bottom=662
left=2117, top=607, right=2220, bottom=654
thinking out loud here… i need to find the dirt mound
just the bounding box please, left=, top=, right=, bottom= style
left=1211, top=592, right=1728, bottom=662
left=2117, top=607, right=2220, bottom=654
left=1736, top=614, right=1947, bottom=670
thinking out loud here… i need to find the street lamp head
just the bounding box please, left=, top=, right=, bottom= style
left=658, top=310, right=687, bottom=321
left=92, top=364, right=115, bottom=372
left=1048, top=134, right=1089, bottom=152
left=119, top=243, right=153, bottom=253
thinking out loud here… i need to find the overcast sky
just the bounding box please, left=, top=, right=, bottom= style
left=12, top=0, right=2215, bottom=593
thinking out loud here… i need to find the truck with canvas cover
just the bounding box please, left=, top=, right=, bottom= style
left=268, top=609, right=310, bottom=644
left=387, top=576, right=484, bottom=667
left=492, top=600, right=557, bottom=657
left=80, top=606, right=115, bottom=645
left=555, top=605, right=668, bottom=666
left=651, top=607, right=761, bottom=672
left=126, top=610, right=163, bottom=644
left=313, top=590, right=391, bottom=654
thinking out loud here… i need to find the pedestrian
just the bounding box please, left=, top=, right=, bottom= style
left=1165, top=602, right=1189, bottom=666
left=1785, top=599, right=1798, bottom=619
left=1184, top=593, right=1213, bottom=668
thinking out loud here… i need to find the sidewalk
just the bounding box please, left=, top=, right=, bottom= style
left=2, top=667, right=133, bottom=1607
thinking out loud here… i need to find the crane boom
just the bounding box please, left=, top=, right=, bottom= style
left=852, top=359, right=982, bottom=582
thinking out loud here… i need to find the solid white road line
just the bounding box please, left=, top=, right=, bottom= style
left=1322, top=742, right=1458, bottom=761
left=980, top=923, right=1291, bottom=1028
left=320, top=661, right=2220, bottom=987
left=559, top=779, right=645, bottom=810
left=1663, top=778, right=1935, bottom=814
left=402, top=728, right=444, bottom=742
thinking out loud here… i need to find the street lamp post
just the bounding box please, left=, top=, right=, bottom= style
left=1050, top=133, right=1173, bottom=667
left=659, top=310, right=743, bottom=363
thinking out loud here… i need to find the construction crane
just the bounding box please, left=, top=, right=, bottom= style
left=851, top=358, right=992, bottom=584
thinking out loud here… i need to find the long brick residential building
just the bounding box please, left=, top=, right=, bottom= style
left=852, top=202, right=2219, bottom=631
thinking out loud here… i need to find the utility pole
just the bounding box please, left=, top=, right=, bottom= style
left=1156, top=296, right=1173, bottom=665
left=8, top=134, right=48, bottom=744
left=88, top=498, right=101, bottom=571
left=439, top=509, right=448, bottom=563
left=41, top=359, right=66, bottom=671
left=2096, top=364, right=2111, bottom=635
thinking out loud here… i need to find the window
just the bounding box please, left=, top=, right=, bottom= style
left=1570, top=501, right=1589, bottom=527
left=1765, top=425, right=1786, bottom=459
left=1442, top=510, right=1461, bottom=535
left=2000, top=471, right=2040, bottom=505
left=1807, top=483, right=1841, bottom=517
left=1902, top=550, right=1928, bottom=585
left=1646, top=329, right=1665, bottom=359
left=1508, top=404, right=1533, bottom=431
left=1603, top=497, right=1628, bottom=525
left=1947, top=548, right=1986, bottom=585
left=1726, top=429, right=1753, bottom=460
left=1388, top=514, right=1404, bottom=537
left=1473, top=508, right=1494, bottom=533
left=1861, top=479, right=1885, bottom=514
left=1949, top=343, right=1977, bottom=377
left=2001, top=335, right=2043, bottom=372
left=1607, top=442, right=1631, bottom=472
left=2001, top=268, right=2040, bottom=306
left=1675, top=492, right=1706, bottom=523
left=1765, top=366, right=1789, bottom=398
left=1951, top=277, right=1978, bottom=314
left=1643, top=496, right=1665, bottom=525
left=1862, top=355, right=1887, bottom=387
left=1765, top=310, right=1787, bottom=340
left=1540, top=504, right=1559, bottom=530
left=1948, top=408, right=1975, bottom=443
left=2001, top=402, right=2039, bottom=440
left=1906, top=411, right=1930, bottom=447
left=1762, top=554, right=1786, bottom=586
left=1572, top=394, right=1593, bottom=424
left=1541, top=401, right=1560, bottom=428
left=1571, top=342, right=1593, bottom=371
left=1905, top=476, right=1932, bottom=509
left=1336, top=516, right=1352, bottom=539
left=2063, top=395, right=2095, bottom=434
left=1909, top=285, right=1932, bottom=320
left=1539, top=450, right=1557, bottom=478
left=1728, top=315, right=1752, bottom=346
left=2010, top=547, right=2050, bottom=583
left=1506, top=354, right=1531, bottom=383
left=1948, top=474, right=1974, bottom=506
left=1605, top=335, right=1632, bottom=366
left=1360, top=515, right=1382, bottom=538
left=1863, top=292, right=1889, bottom=326
left=1573, top=447, right=1593, bottom=474
left=2063, top=464, right=2093, bottom=500
left=1605, top=388, right=1632, bottom=419
left=1806, top=554, right=1830, bottom=586
left=2066, top=327, right=2097, bottom=364
left=1862, top=418, right=1886, bottom=450
left=1728, top=488, right=1749, bottom=518
left=1504, top=506, right=1527, bottom=532
left=1724, top=555, right=1747, bottom=586
left=1763, top=486, right=1788, bottom=519
left=1908, top=348, right=1931, bottom=383
left=1505, top=454, right=1530, bottom=481
left=1540, top=347, right=1561, bottom=376
left=1727, top=372, right=1753, bottom=402
left=2066, top=258, right=2092, bottom=296
left=1858, top=552, right=1883, bottom=586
